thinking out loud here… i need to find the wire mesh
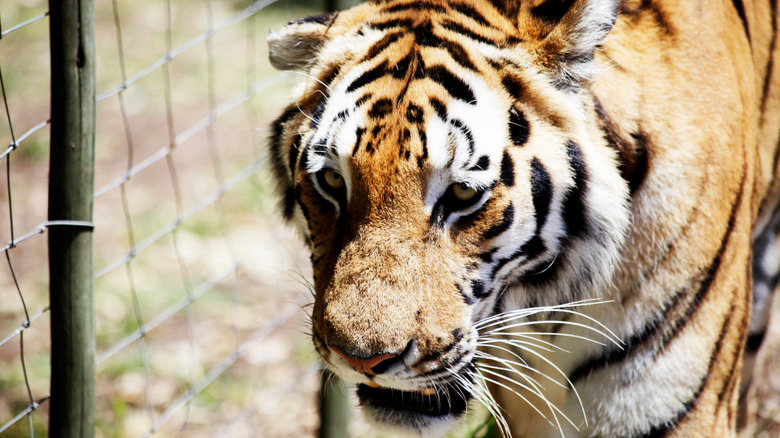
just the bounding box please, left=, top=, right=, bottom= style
left=0, top=4, right=55, bottom=436
left=1, top=0, right=328, bottom=436
left=90, top=0, right=323, bottom=436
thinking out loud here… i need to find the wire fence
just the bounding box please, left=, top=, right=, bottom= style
left=0, top=4, right=55, bottom=436
left=0, top=0, right=346, bottom=436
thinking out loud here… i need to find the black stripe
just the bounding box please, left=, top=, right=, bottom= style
left=562, top=141, right=589, bottom=238
left=352, top=127, right=366, bottom=157
left=456, top=283, right=475, bottom=305
left=509, top=108, right=530, bottom=146
left=450, top=2, right=492, bottom=28
left=368, top=17, right=415, bottom=31
left=392, top=50, right=415, bottom=79
left=361, top=31, right=404, bottom=62
left=530, top=157, right=552, bottom=232
left=472, top=279, right=488, bottom=298
left=731, top=0, right=751, bottom=43
left=469, top=155, right=489, bottom=171
left=628, top=134, right=650, bottom=195
left=319, top=63, right=342, bottom=92
left=760, top=0, right=778, bottom=115
left=310, top=98, right=327, bottom=128
left=717, top=288, right=749, bottom=406
left=312, top=138, right=329, bottom=155
left=270, top=105, right=299, bottom=173
left=418, top=129, right=429, bottom=168
left=289, top=12, right=335, bottom=25
left=484, top=204, right=515, bottom=239
left=745, top=330, right=766, bottom=353
left=406, top=104, right=424, bottom=124
left=520, top=236, right=546, bottom=259
left=269, top=105, right=301, bottom=220
left=427, top=66, right=476, bottom=103
left=593, top=96, right=650, bottom=195
left=438, top=38, right=478, bottom=71
left=430, top=97, right=448, bottom=121
left=490, top=246, right=526, bottom=279
left=487, top=158, right=553, bottom=279
left=502, top=74, right=525, bottom=100
left=347, top=61, right=389, bottom=93
left=500, top=151, right=515, bottom=187
left=384, top=1, right=447, bottom=14
left=288, top=134, right=302, bottom=175
left=451, top=119, right=476, bottom=156
left=282, top=187, right=296, bottom=220
left=410, top=20, right=439, bottom=47
left=531, top=0, right=575, bottom=23
left=479, top=248, right=498, bottom=262
left=619, top=2, right=675, bottom=37
left=369, top=98, right=394, bottom=118
left=440, top=19, right=497, bottom=45
left=355, top=93, right=373, bottom=107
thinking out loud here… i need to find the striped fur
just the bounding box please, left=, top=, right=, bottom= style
left=267, top=0, right=780, bottom=436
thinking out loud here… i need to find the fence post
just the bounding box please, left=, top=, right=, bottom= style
left=318, top=369, right=350, bottom=438
left=48, top=0, right=96, bottom=436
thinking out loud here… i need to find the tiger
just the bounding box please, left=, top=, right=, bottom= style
left=266, top=0, right=780, bottom=436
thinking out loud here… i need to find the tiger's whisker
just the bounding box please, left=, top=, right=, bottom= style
left=474, top=371, right=560, bottom=432
left=478, top=365, right=577, bottom=432
left=475, top=353, right=567, bottom=391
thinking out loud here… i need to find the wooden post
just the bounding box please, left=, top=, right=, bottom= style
left=318, top=369, right=350, bottom=438
left=48, top=0, right=96, bottom=436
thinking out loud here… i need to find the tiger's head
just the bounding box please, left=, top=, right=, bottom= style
left=268, top=0, right=628, bottom=435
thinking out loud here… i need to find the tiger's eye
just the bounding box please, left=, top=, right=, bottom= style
left=323, top=170, right=345, bottom=189
left=452, top=183, right=477, bottom=201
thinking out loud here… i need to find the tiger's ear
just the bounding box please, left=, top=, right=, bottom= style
left=519, top=0, right=620, bottom=86
left=267, top=13, right=338, bottom=71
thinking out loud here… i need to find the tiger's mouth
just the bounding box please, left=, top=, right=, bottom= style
left=356, top=378, right=472, bottom=422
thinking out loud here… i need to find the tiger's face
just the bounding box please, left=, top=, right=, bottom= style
left=268, top=0, right=628, bottom=435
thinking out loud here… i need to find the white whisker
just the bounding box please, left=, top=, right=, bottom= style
left=475, top=352, right=566, bottom=390
left=289, top=70, right=335, bottom=95
left=295, top=103, right=316, bottom=124
left=488, top=330, right=610, bottom=348
left=456, top=371, right=512, bottom=437
left=483, top=337, right=588, bottom=427
left=479, top=334, right=569, bottom=353
left=474, top=298, right=613, bottom=329
left=528, top=252, right=559, bottom=275
left=478, top=337, right=559, bottom=354
left=478, top=365, right=575, bottom=431
left=474, top=370, right=558, bottom=430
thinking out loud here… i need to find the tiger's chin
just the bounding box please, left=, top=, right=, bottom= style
left=356, top=381, right=472, bottom=438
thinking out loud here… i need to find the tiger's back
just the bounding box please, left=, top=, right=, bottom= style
left=267, top=0, right=780, bottom=436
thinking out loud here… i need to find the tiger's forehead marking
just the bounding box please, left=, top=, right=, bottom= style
left=309, top=60, right=510, bottom=190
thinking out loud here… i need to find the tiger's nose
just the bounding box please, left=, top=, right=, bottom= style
left=329, top=346, right=399, bottom=375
